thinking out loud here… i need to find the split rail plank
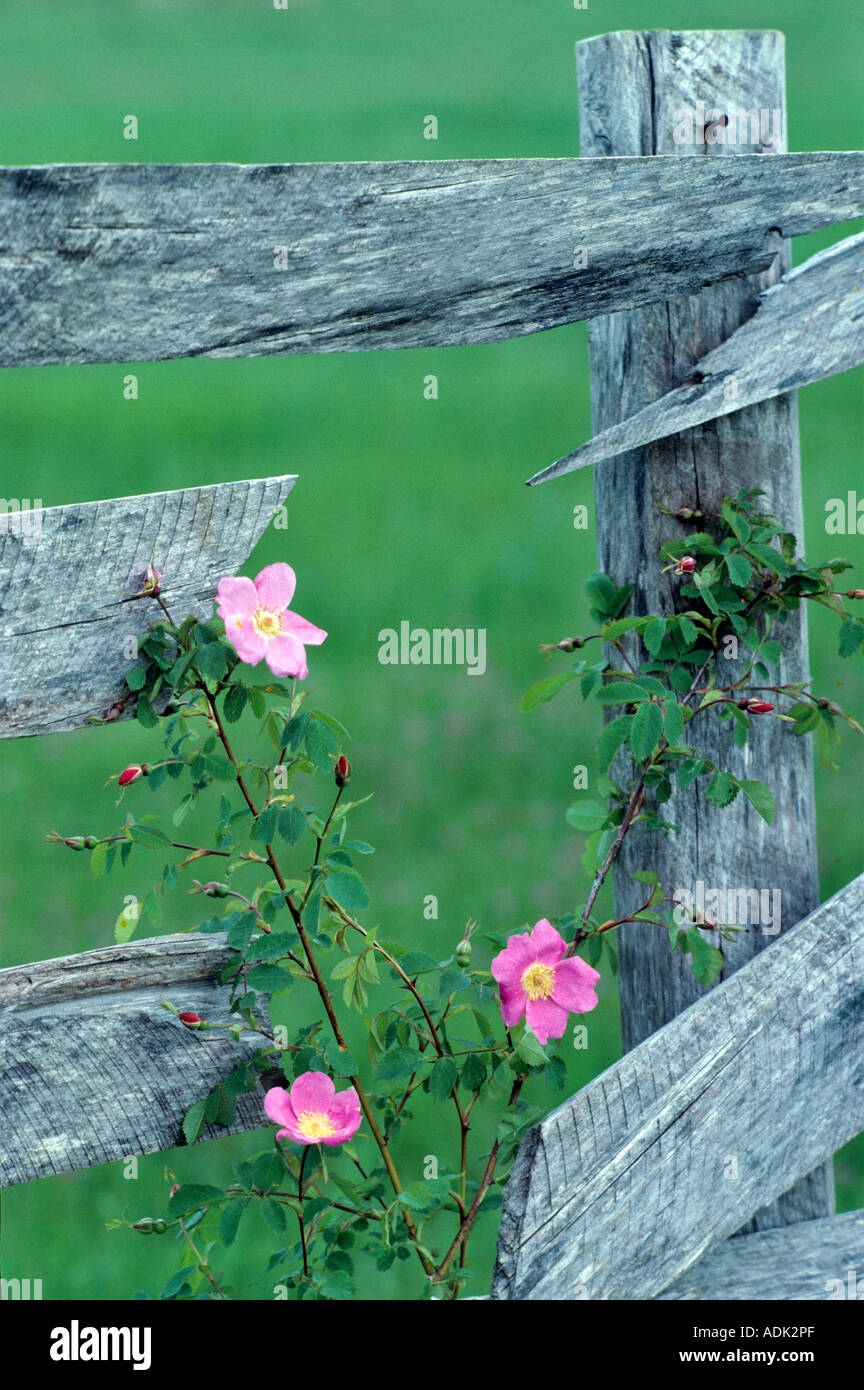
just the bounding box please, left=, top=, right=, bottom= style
left=0, top=155, right=862, bottom=366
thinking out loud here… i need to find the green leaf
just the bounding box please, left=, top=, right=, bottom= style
left=326, top=869, right=370, bottom=915
left=223, top=683, right=248, bottom=724
left=114, top=898, right=141, bottom=944
left=278, top=806, right=307, bottom=845
left=135, top=694, right=159, bottom=728
left=182, top=1099, right=207, bottom=1146
left=630, top=701, right=663, bottom=761
left=838, top=618, right=864, bottom=658
left=90, top=841, right=109, bottom=879
left=737, top=779, right=775, bottom=825
left=724, top=553, right=752, bottom=588
left=520, top=673, right=575, bottom=713
left=252, top=804, right=280, bottom=843
left=706, top=771, right=738, bottom=808
left=281, top=711, right=310, bottom=753
left=643, top=618, right=667, bottom=656
left=596, top=714, right=633, bottom=771
left=662, top=701, right=685, bottom=750
left=686, top=931, right=724, bottom=988
left=594, top=681, right=650, bottom=706
left=375, top=1047, right=421, bottom=1083
left=429, top=1057, right=458, bottom=1102
left=461, top=1052, right=487, bottom=1091
left=261, top=1199, right=287, bottom=1235
left=168, top=1183, right=224, bottom=1215
left=127, top=823, right=171, bottom=850
left=565, top=799, right=609, bottom=833
left=125, top=665, right=147, bottom=692
left=219, top=1197, right=246, bottom=1248
left=516, top=1030, right=548, bottom=1068
left=244, top=963, right=293, bottom=994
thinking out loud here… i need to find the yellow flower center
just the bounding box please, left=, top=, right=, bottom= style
left=252, top=605, right=284, bottom=639
left=522, top=962, right=555, bottom=1001
left=296, top=1110, right=336, bottom=1140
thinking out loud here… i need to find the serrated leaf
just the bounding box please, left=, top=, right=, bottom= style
left=725, top=552, right=752, bottom=588
left=838, top=618, right=864, bottom=658
left=278, top=806, right=307, bottom=845
left=520, top=673, right=575, bottom=713
left=128, top=823, right=171, bottom=850
left=706, top=771, right=738, bottom=808
left=429, top=1056, right=458, bottom=1101
left=326, top=869, right=369, bottom=915
left=737, top=779, right=775, bottom=825
left=596, top=714, right=632, bottom=771
left=168, top=1183, right=224, bottom=1215
left=182, top=1099, right=207, bottom=1146
left=219, top=1197, right=246, bottom=1247
left=565, top=799, right=609, bottom=833
left=630, top=701, right=663, bottom=760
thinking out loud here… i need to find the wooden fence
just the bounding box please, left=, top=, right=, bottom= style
left=0, top=27, right=862, bottom=1298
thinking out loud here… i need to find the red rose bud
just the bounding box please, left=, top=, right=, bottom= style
left=846, top=590, right=864, bottom=600
left=178, top=1011, right=202, bottom=1027
left=118, top=763, right=147, bottom=787
left=334, top=754, right=352, bottom=787
left=744, top=699, right=774, bottom=714
left=677, top=555, right=698, bottom=573
left=104, top=701, right=125, bottom=722
left=63, top=837, right=86, bottom=851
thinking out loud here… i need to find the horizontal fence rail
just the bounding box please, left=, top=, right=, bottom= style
left=0, top=475, right=295, bottom=739
left=0, top=155, right=862, bottom=366
left=0, top=934, right=271, bottom=1186
left=491, top=872, right=864, bottom=1300
left=659, top=1209, right=864, bottom=1300
left=531, top=230, right=864, bottom=482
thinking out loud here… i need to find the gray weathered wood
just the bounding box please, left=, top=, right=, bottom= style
left=490, top=872, right=864, bottom=1300
left=0, top=475, right=295, bottom=739
left=0, top=155, right=862, bottom=366
left=576, top=28, right=832, bottom=1234
left=0, top=934, right=271, bottom=1186
left=530, top=231, right=864, bottom=483
left=659, top=1210, right=864, bottom=1300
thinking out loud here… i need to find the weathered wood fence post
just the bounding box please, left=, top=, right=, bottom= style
left=578, top=29, right=832, bottom=1227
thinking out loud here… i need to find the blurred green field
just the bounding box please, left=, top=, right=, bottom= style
left=0, top=0, right=862, bottom=1300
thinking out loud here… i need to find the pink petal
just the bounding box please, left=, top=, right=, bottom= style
left=282, top=610, right=328, bottom=647
left=552, top=957, right=601, bottom=1014
left=491, top=934, right=537, bottom=985
left=229, top=624, right=268, bottom=667
left=265, top=632, right=309, bottom=679
left=499, top=981, right=528, bottom=1028
left=323, top=1107, right=363, bottom=1146
left=289, top=1071, right=336, bottom=1113
left=216, top=575, right=257, bottom=621
left=254, top=562, right=296, bottom=611
left=275, top=1124, right=304, bottom=1143
left=264, top=1086, right=297, bottom=1128
left=525, top=997, right=569, bottom=1046
left=529, top=918, right=567, bottom=966
left=327, top=1088, right=362, bottom=1128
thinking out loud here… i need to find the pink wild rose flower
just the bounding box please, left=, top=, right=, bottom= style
left=264, top=1072, right=362, bottom=1147
left=216, top=562, right=326, bottom=679
left=491, top=918, right=600, bottom=1045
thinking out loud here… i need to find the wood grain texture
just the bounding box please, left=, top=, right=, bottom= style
left=0, top=934, right=271, bottom=1186
left=530, top=231, right=864, bottom=482
left=0, top=475, right=295, bottom=739
left=490, top=872, right=864, bottom=1301
left=659, top=1210, right=864, bottom=1300
left=575, top=29, right=832, bottom=1233
left=0, top=156, right=862, bottom=366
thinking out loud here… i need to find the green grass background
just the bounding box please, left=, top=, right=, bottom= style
left=0, top=0, right=861, bottom=1300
